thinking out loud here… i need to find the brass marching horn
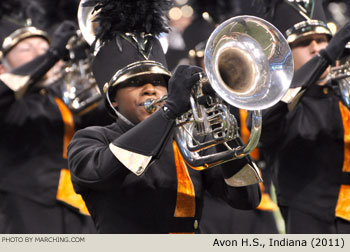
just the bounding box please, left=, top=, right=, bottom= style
left=61, top=0, right=102, bottom=114
left=147, top=16, right=294, bottom=175
left=77, top=0, right=98, bottom=47
left=329, top=43, right=350, bottom=109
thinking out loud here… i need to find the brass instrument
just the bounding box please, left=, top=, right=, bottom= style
left=77, top=0, right=97, bottom=46
left=61, top=0, right=101, bottom=114
left=144, top=95, right=168, bottom=113
left=329, top=44, right=350, bottom=109
left=146, top=16, right=294, bottom=175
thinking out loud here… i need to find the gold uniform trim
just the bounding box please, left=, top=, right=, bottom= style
left=56, top=169, right=90, bottom=216
left=335, top=102, right=350, bottom=221
left=54, top=97, right=89, bottom=215
left=335, top=185, right=350, bottom=221
left=172, top=141, right=196, bottom=218
left=256, top=183, right=279, bottom=211
left=339, top=102, right=350, bottom=173
left=54, top=97, right=75, bottom=159
left=239, top=109, right=278, bottom=211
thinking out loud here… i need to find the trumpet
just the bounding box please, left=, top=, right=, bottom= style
left=144, top=16, right=294, bottom=179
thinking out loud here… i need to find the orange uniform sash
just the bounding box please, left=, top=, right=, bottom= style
left=54, top=97, right=90, bottom=216
left=240, top=109, right=278, bottom=211
left=335, top=102, right=350, bottom=221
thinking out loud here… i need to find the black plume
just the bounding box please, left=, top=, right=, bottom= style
left=84, top=0, right=172, bottom=43
left=0, top=0, right=23, bottom=20
left=253, top=0, right=284, bottom=19
left=25, top=0, right=79, bottom=34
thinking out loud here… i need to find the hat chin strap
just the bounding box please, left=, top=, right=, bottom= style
left=115, top=109, right=135, bottom=126
left=106, top=90, right=135, bottom=126
left=1, top=57, right=13, bottom=72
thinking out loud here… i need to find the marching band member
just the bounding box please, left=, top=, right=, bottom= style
left=0, top=17, right=98, bottom=233
left=68, top=0, right=261, bottom=234
left=260, top=0, right=350, bottom=233
left=0, top=0, right=112, bottom=232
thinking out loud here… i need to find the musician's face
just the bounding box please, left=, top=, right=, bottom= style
left=291, top=34, right=329, bottom=79
left=113, top=75, right=167, bottom=124
left=5, top=37, right=49, bottom=70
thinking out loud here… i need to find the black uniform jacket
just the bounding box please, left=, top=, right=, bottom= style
left=0, top=48, right=113, bottom=232
left=200, top=107, right=278, bottom=234
left=0, top=81, right=71, bottom=205
left=68, top=115, right=261, bottom=234
left=260, top=82, right=349, bottom=222
left=0, top=79, right=111, bottom=205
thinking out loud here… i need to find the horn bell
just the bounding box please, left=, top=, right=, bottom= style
left=204, top=15, right=294, bottom=111
left=77, top=0, right=97, bottom=46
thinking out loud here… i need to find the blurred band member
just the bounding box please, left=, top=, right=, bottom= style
left=260, top=0, right=350, bottom=233
left=0, top=19, right=97, bottom=233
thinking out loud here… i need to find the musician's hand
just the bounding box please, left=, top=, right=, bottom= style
left=164, top=65, right=203, bottom=119
left=323, top=21, right=350, bottom=63
left=70, top=41, right=90, bottom=62
left=49, top=21, right=77, bottom=60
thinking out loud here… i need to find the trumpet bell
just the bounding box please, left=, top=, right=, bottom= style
left=205, top=15, right=294, bottom=110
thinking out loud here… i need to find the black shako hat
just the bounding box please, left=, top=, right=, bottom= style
left=263, top=0, right=332, bottom=45
left=0, top=19, right=49, bottom=61
left=82, top=0, right=172, bottom=119
left=25, top=0, right=80, bottom=36
left=93, top=35, right=170, bottom=92
left=0, top=0, right=49, bottom=61
left=0, top=0, right=22, bottom=21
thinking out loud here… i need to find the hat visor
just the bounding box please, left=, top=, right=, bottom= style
left=286, top=20, right=332, bottom=45
left=1, top=27, right=49, bottom=56
left=104, top=60, right=171, bottom=92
